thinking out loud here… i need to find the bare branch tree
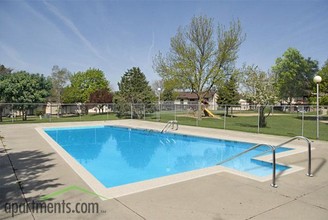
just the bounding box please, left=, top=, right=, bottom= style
left=154, top=16, right=245, bottom=117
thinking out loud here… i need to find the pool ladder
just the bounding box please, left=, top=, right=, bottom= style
left=161, top=120, right=178, bottom=133
left=216, top=136, right=313, bottom=188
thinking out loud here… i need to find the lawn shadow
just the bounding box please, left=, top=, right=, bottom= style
left=296, top=115, right=328, bottom=121
left=235, top=123, right=258, bottom=128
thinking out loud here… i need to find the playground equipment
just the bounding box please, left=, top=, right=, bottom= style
left=204, top=108, right=215, bottom=117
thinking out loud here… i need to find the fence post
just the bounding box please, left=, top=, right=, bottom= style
left=196, top=103, right=199, bottom=126
left=143, top=104, right=145, bottom=120
left=107, top=104, right=109, bottom=120
left=130, top=103, right=133, bottom=119
left=50, top=103, right=52, bottom=122
left=224, top=105, right=226, bottom=130
left=79, top=105, right=82, bottom=120
left=302, top=106, right=304, bottom=136
left=11, top=104, right=14, bottom=123
left=257, top=106, right=260, bottom=134
left=174, top=104, right=177, bottom=121
left=159, top=102, right=161, bottom=122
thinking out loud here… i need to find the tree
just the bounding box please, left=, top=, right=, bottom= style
left=309, top=60, right=328, bottom=105
left=114, top=67, right=156, bottom=118
left=61, top=86, right=79, bottom=103
left=154, top=15, right=245, bottom=117
left=240, top=65, right=277, bottom=127
left=320, top=95, right=328, bottom=105
left=216, top=73, right=240, bottom=116
left=0, top=71, right=51, bottom=120
left=317, top=59, right=328, bottom=94
left=272, top=48, right=319, bottom=107
left=61, top=68, right=110, bottom=114
left=0, top=64, right=13, bottom=122
left=162, top=79, right=180, bottom=101
left=50, top=65, right=71, bottom=103
left=88, top=89, right=113, bottom=113
left=0, top=64, right=13, bottom=76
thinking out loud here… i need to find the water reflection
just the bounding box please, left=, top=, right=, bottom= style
left=46, top=128, right=110, bottom=163
left=115, top=130, right=161, bottom=169
left=115, top=129, right=201, bottom=170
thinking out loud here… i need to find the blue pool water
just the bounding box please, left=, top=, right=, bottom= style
left=44, top=126, right=290, bottom=188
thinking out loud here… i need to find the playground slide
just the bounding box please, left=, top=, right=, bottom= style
left=204, top=108, right=215, bottom=117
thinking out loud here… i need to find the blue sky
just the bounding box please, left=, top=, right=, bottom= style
left=1, top=0, right=327, bottom=90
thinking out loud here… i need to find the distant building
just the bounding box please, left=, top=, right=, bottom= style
left=173, top=92, right=218, bottom=110
left=238, top=99, right=250, bottom=110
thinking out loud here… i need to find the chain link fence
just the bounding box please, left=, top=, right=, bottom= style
left=1, top=102, right=327, bottom=140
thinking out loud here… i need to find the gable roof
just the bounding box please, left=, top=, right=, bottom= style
left=176, top=91, right=216, bottom=100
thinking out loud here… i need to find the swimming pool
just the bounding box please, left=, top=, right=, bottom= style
left=44, top=125, right=290, bottom=188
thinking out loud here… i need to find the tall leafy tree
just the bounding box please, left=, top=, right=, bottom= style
left=312, top=59, right=328, bottom=105
left=162, top=79, right=180, bottom=101
left=153, top=15, right=245, bottom=117
left=50, top=65, right=71, bottom=103
left=0, top=71, right=51, bottom=120
left=61, top=86, right=78, bottom=103
left=317, top=59, right=328, bottom=94
left=152, top=79, right=180, bottom=101
left=62, top=68, right=110, bottom=113
left=89, top=89, right=113, bottom=113
left=0, top=64, right=13, bottom=76
left=114, top=67, right=156, bottom=118
left=320, top=96, right=328, bottom=105
left=216, top=74, right=240, bottom=115
left=0, top=64, right=13, bottom=122
left=240, top=65, right=277, bottom=127
left=272, top=48, right=318, bottom=106
left=62, top=68, right=110, bottom=114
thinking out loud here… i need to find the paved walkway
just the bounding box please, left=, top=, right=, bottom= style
left=0, top=120, right=327, bottom=219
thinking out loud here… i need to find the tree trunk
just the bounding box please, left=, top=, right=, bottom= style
left=289, top=97, right=293, bottom=112
left=84, top=105, right=89, bottom=115
left=22, top=110, right=27, bottom=121
left=197, top=99, right=202, bottom=120
left=57, top=106, right=60, bottom=118
left=0, top=107, right=3, bottom=122
left=259, top=106, right=266, bottom=128
left=225, top=106, right=228, bottom=116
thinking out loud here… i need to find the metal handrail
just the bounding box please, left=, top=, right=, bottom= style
left=253, top=136, right=313, bottom=177
left=161, top=120, right=178, bottom=133
left=274, top=136, right=313, bottom=177
left=217, top=144, right=278, bottom=188
left=217, top=136, right=313, bottom=188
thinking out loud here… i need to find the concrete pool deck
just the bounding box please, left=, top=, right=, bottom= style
left=1, top=120, right=328, bottom=219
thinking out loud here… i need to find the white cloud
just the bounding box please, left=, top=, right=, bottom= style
left=42, top=0, right=107, bottom=62
left=147, top=31, right=155, bottom=63
left=0, top=41, right=28, bottom=68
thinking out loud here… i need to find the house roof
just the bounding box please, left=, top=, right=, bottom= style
left=176, top=91, right=216, bottom=99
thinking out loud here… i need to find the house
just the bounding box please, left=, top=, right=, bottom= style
left=173, top=91, right=218, bottom=110
left=237, top=99, right=250, bottom=110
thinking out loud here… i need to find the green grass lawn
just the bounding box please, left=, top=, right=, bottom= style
left=145, top=112, right=328, bottom=141
left=0, top=113, right=119, bottom=124
left=1, top=111, right=327, bottom=141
